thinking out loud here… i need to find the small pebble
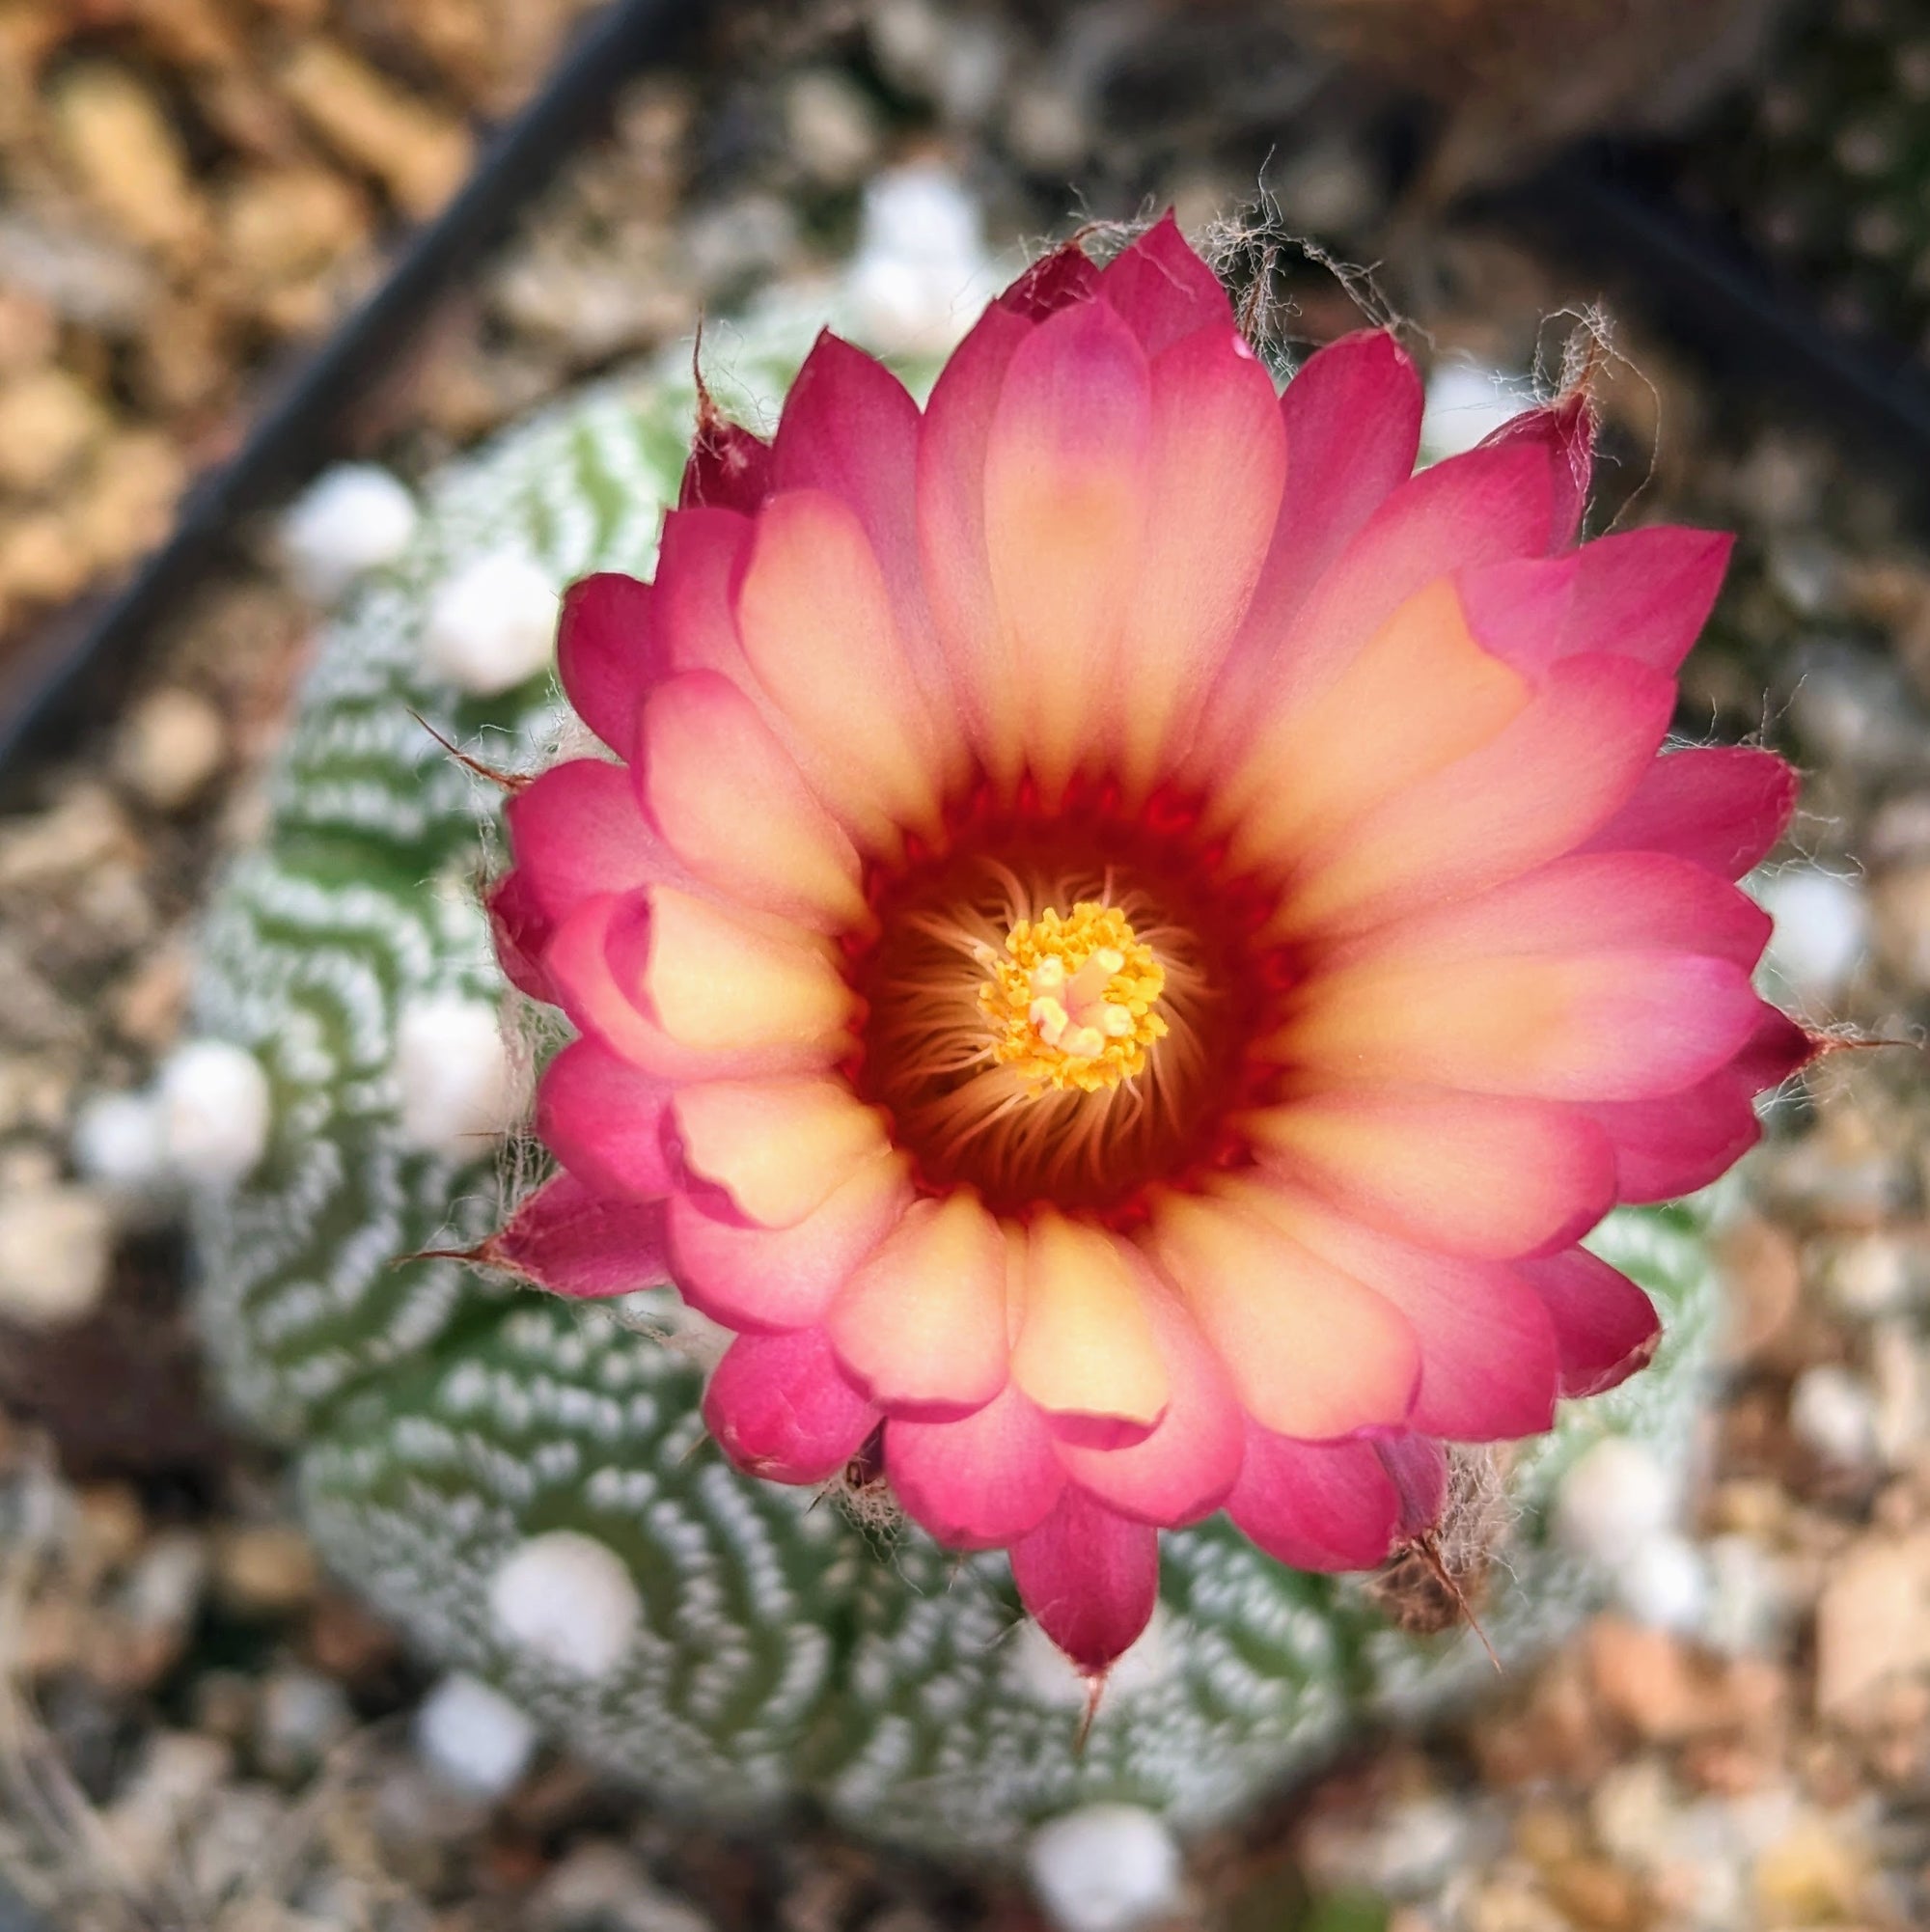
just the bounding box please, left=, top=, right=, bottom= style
left=1788, top=1363, right=1883, bottom=1469
left=784, top=70, right=882, bottom=186
left=215, top=1524, right=321, bottom=1615
left=279, top=463, right=420, bottom=604
left=1027, top=1805, right=1184, bottom=1932
left=421, top=552, right=558, bottom=696
left=415, top=1672, right=538, bottom=1798
left=530, top=1843, right=716, bottom=1932
left=0, top=1182, right=113, bottom=1328
left=123, top=1529, right=208, bottom=1636
left=113, top=686, right=227, bottom=813
left=256, top=1666, right=353, bottom=1777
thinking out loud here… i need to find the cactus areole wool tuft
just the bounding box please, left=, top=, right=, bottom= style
left=480, top=217, right=1808, bottom=1676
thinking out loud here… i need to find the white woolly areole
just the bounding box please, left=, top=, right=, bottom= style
left=415, top=1672, right=538, bottom=1796
left=159, top=1039, right=272, bottom=1187
left=1007, top=1603, right=1176, bottom=1710
left=279, top=463, right=421, bottom=603
left=487, top=1531, right=642, bottom=1680
left=1552, top=1435, right=1678, bottom=1568
left=1027, top=1805, right=1184, bottom=1932
left=393, top=996, right=525, bottom=1157
left=421, top=551, right=559, bottom=696
left=846, top=162, right=996, bottom=355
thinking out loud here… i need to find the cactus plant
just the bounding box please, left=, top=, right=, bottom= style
left=187, top=299, right=1727, bottom=1863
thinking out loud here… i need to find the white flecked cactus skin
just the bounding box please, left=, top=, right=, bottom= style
left=186, top=305, right=1723, bottom=1862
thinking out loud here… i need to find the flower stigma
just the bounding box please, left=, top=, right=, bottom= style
left=977, top=901, right=1169, bottom=1095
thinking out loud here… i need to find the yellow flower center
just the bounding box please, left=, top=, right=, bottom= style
left=978, top=901, right=1169, bottom=1094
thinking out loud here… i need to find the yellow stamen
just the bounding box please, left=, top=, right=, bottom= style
left=977, top=902, right=1168, bottom=1094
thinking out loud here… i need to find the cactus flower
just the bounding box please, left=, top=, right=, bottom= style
left=483, top=217, right=1806, bottom=1675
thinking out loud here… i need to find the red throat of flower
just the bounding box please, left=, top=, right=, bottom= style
left=482, top=212, right=1814, bottom=1680
left=849, top=778, right=1289, bottom=1220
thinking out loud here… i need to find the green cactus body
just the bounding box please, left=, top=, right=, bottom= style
left=190, top=308, right=1723, bottom=1861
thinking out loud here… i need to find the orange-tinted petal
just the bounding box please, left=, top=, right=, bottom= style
left=672, top=1077, right=888, bottom=1228
left=1148, top=1192, right=1419, bottom=1439
left=981, top=297, right=1151, bottom=794
left=827, top=1191, right=1010, bottom=1417
left=1274, top=652, right=1675, bottom=941
left=1011, top=1211, right=1169, bottom=1445
left=735, top=489, right=952, bottom=844
left=1282, top=950, right=1760, bottom=1102
left=636, top=669, right=867, bottom=929
left=1245, top=1086, right=1615, bottom=1259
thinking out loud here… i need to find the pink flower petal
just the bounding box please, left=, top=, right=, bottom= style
left=735, top=489, right=955, bottom=845
left=488, top=867, right=553, bottom=1002
left=886, top=1382, right=1066, bottom=1549
left=1226, top=1426, right=1403, bottom=1571
left=666, top=1151, right=912, bottom=1332
left=1244, top=328, right=1424, bottom=632
left=1012, top=1213, right=1170, bottom=1447
left=1332, top=851, right=1772, bottom=977
left=1244, top=1188, right=1561, bottom=1440
left=556, top=571, right=657, bottom=758
left=1276, top=652, right=1676, bottom=939
left=826, top=1192, right=1011, bottom=1418
left=654, top=505, right=759, bottom=679
left=703, top=1326, right=879, bottom=1484
left=981, top=295, right=1152, bottom=793
left=1009, top=1487, right=1160, bottom=1674
left=999, top=242, right=1101, bottom=319
left=620, top=889, right=857, bottom=1064
left=1221, top=574, right=1530, bottom=864
left=544, top=893, right=848, bottom=1080
left=635, top=669, right=867, bottom=928
left=1580, top=745, right=1798, bottom=879
left=1374, top=1433, right=1449, bottom=1539
left=679, top=400, right=773, bottom=513
left=770, top=332, right=944, bottom=686
left=1094, top=210, right=1234, bottom=354
left=1518, top=1248, right=1660, bottom=1398
left=917, top=299, right=1034, bottom=759
left=1111, top=320, right=1288, bottom=794
left=1246, top=1087, right=1616, bottom=1259
left=536, top=1036, right=675, bottom=1200
left=1732, top=1005, right=1815, bottom=1090
left=1286, top=951, right=1762, bottom=1102
left=1479, top=392, right=1592, bottom=548
left=1583, top=1077, right=1762, bottom=1203
left=1192, top=437, right=1558, bottom=787
left=1149, top=1192, right=1420, bottom=1440
left=1560, top=527, right=1732, bottom=672
left=491, top=1173, right=667, bottom=1299
left=506, top=759, right=681, bottom=924
left=1052, top=1271, right=1246, bottom=1525
left=671, top=1077, right=890, bottom=1229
